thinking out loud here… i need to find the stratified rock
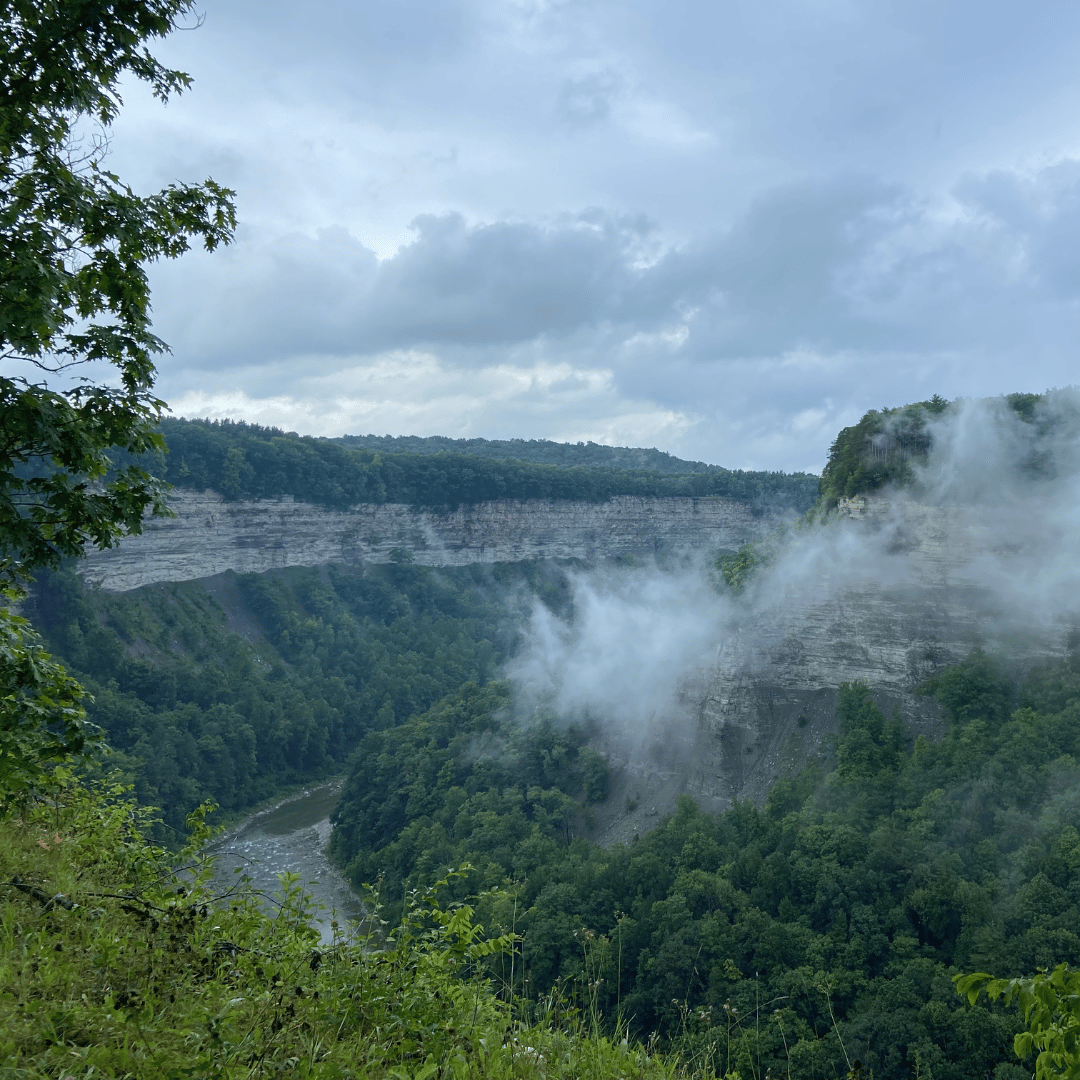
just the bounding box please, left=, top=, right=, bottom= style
left=81, top=490, right=773, bottom=592
left=688, top=495, right=1078, bottom=808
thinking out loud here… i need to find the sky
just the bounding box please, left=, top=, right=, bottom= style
left=105, top=0, right=1080, bottom=473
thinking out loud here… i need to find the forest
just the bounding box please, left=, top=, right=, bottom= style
left=118, top=417, right=822, bottom=513
left=22, top=549, right=1080, bottom=1078
left=818, top=392, right=1052, bottom=506
left=26, top=559, right=535, bottom=834
left=335, top=432, right=744, bottom=474
left=7, top=4, right=1074, bottom=1074
left=327, top=646, right=1080, bottom=1080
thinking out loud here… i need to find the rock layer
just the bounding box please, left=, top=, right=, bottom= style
left=687, top=495, right=1077, bottom=808
left=81, top=489, right=770, bottom=593
left=82, top=488, right=1079, bottom=825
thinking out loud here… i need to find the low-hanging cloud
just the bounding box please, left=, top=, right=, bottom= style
left=508, top=390, right=1080, bottom=758
left=508, top=562, right=732, bottom=737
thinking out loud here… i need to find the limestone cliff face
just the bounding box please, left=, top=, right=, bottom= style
left=81, top=489, right=769, bottom=593
left=81, top=487, right=1076, bottom=829
left=686, top=494, right=1076, bottom=809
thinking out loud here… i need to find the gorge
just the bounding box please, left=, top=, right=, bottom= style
left=74, top=424, right=1080, bottom=824
left=22, top=400, right=1080, bottom=1080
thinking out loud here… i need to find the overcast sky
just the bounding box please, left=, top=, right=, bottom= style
left=106, top=0, right=1080, bottom=472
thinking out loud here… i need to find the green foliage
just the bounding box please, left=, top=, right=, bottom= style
left=337, top=431, right=780, bottom=477
left=0, top=1, right=235, bottom=577
left=325, top=648, right=1080, bottom=1078
left=122, top=417, right=820, bottom=513
left=29, top=560, right=522, bottom=834
left=0, top=0, right=233, bottom=848
left=816, top=390, right=1070, bottom=506
left=818, top=396, right=947, bottom=507
left=331, top=688, right=608, bottom=921
left=956, top=965, right=1080, bottom=1079
left=919, top=648, right=1013, bottom=726
left=716, top=539, right=777, bottom=594
left=0, top=593, right=98, bottom=813
left=0, top=779, right=678, bottom=1079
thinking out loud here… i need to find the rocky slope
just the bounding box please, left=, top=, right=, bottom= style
left=80, top=486, right=1078, bottom=833
left=80, top=489, right=771, bottom=592
left=583, top=491, right=1079, bottom=843
left=685, top=494, right=1077, bottom=808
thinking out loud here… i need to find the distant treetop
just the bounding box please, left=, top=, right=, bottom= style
left=819, top=391, right=1060, bottom=506
left=334, top=433, right=730, bottom=475
left=129, top=418, right=821, bottom=513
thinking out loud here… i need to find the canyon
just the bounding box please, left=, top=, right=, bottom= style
left=686, top=494, right=1077, bottom=809
left=79, top=487, right=1077, bottom=827
left=588, top=493, right=1078, bottom=837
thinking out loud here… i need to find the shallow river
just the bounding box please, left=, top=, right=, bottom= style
left=210, top=780, right=365, bottom=944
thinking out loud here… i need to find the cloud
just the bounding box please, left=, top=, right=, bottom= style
left=507, top=392, right=1080, bottom=786
left=509, top=561, right=729, bottom=738
left=556, top=72, right=618, bottom=127
left=155, top=162, right=1080, bottom=372
left=99, top=0, right=1080, bottom=471
left=151, top=210, right=672, bottom=366
left=166, top=354, right=695, bottom=451
left=143, top=159, right=1080, bottom=472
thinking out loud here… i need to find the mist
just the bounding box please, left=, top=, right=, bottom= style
left=508, top=559, right=733, bottom=739
left=508, top=389, right=1080, bottom=785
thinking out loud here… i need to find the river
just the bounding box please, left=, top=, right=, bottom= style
left=209, top=780, right=366, bottom=944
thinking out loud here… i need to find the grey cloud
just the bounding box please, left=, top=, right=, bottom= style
left=366, top=211, right=663, bottom=344
left=154, top=162, right=1080, bottom=412
left=154, top=209, right=676, bottom=366
left=666, top=176, right=907, bottom=358
left=957, top=163, right=1080, bottom=300
left=203, top=0, right=476, bottom=78
left=556, top=72, right=618, bottom=127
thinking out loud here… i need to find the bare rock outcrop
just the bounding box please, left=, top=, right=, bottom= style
left=686, top=495, right=1077, bottom=809
left=81, top=489, right=772, bottom=593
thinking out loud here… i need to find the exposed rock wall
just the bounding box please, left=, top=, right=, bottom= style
left=81, top=489, right=770, bottom=593
left=81, top=487, right=1078, bottom=828
left=686, top=495, right=1077, bottom=809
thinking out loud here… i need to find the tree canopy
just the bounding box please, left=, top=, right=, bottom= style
left=0, top=0, right=235, bottom=578
left=118, top=416, right=822, bottom=513
left=0, top=0, right=235, bottom=806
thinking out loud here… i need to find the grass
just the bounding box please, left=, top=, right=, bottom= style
left=0, top=774, right=692, bottom=1080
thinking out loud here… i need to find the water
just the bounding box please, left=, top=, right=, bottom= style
left=209, top=780, right=366, bottom=944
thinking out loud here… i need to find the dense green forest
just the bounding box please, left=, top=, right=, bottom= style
left=28, top=560, right=545, bottom=834
left=819, top=391, right=1051, bottom=506
left=29, top=551, right=1080, bottom=1078
left=121, top=417, right=820, bottom=512
left=10, top=3, right=1071, bottom=1072
left=334, top=432, right=737, bottom=474
left=330, top=647, right=1080, bottom=1080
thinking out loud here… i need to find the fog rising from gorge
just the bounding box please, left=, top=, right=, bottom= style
left=510, top=391, right=1080, bottom=784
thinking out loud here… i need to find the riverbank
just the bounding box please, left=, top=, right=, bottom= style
left=208, top=778, right=365, bottom=943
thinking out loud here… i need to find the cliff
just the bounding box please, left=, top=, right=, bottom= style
left=79, top=485, right=1077, bottom=833
left=684, top=494, right=1077, bottom=810
left=81, top=489, right=771, bottom=592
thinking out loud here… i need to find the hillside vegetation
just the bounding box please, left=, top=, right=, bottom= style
left=119, top=418, right=821, bottom=512
left=0, top=777, right=678, bottom=1079
left=334, top=432, right=739, bottom=474
left=327, top=647, right=1080, bottom=1080
left=818, top=391, right=1051, bottom=506
left=28, top=550, right=1080, bottom=1078
left=27, top=560, right=542, bottom=835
